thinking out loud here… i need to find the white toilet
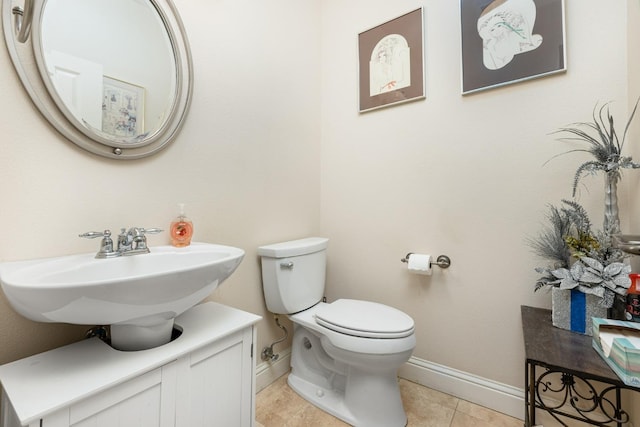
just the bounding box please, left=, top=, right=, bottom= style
left=258, top=237, right=416, bottom=427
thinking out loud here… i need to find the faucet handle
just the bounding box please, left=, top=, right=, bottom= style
left=130, top=228, right=163, bottom=251
left=79, top=230, right=115, bottom=258
left=140, top=228, right=163, bottom=235
left=79, top=230, right=111, bottom=239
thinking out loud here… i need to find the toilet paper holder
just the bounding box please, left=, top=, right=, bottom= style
left=400, top=253, right=451, bottom=269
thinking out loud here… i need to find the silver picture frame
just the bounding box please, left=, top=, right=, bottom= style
left=460, top=0, right=566, bottom=95
left=358, top=8, right=425, bottom=112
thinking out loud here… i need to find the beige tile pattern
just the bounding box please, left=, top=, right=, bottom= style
left=256, top=374, right=523, bottom=427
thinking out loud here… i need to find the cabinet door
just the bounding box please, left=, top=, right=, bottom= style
left=44, top=361, right=178, bottom=427
left=70, top=368, right=162, bottom=427
left=177, top=327, right=255, bottom=427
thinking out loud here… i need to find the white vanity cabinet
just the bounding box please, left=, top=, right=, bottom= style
left=0, top=302, right=260, bottom=427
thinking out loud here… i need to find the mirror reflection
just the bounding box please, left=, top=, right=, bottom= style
left=3, top=0, right=192, bottom=159
left=39, top=0, right=177, bottom=142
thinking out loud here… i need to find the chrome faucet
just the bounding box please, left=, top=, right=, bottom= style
left=79, top=227, right=163, bottom=258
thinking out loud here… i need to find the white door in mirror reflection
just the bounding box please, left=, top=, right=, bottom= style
left=41, top=0, right=176, bottom=139
left=46, top=50, right=102, bottom=130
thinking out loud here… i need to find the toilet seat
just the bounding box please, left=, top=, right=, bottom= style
left=314, top=299, right=414, bottom=339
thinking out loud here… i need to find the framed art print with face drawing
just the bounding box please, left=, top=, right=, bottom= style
left=358, top=8, right=425, bottom=113
left=460, top=0, right=566, bottom=95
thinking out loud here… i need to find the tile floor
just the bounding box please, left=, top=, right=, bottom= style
left=256, top=374, right=524, bottom=427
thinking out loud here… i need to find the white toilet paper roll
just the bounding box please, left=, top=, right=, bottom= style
left=407, top=253, right=432, bottom=275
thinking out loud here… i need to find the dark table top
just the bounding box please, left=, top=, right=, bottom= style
left=521, top=305, right=621, bottom=384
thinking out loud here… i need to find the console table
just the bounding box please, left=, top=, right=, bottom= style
left=522, top=305, right=639, bottom=427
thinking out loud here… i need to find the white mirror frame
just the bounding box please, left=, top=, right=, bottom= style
left=2, top=0, right=193, bottom=160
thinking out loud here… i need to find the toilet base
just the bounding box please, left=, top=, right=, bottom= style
left=287, top=370, right=408, bottom=427
left=288, top=372, right=357, bottom=425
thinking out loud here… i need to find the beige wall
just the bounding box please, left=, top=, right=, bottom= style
left=0, top=0, right=322, bottom=365
left=320, top=0, right=632, bottom=390
left=0, top=0, right=638, bottom=412
left=627, top=0, right=640, bottom=423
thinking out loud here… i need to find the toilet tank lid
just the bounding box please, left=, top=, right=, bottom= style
left=257, top=237, right=328, bottom=258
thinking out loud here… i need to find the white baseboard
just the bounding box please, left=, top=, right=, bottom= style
left=256, top=348, right=292, bottom=392
left=256, top=349, right=525, bottom=419
left=256, top=352, right=640, bottom=426
left=398, top=356, right=525, bottom=420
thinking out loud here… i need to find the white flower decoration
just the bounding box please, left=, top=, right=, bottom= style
left=550, top=257, right=631, bottom=304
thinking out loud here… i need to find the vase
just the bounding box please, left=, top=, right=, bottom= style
left=604, top=172, right=620, bottom=235
left=551, top=288, right=607, bottom=336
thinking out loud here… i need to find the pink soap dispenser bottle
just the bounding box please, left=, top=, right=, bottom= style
left=170, top=203, right=193, bottom=247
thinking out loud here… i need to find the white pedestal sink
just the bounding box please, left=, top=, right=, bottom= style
left=0, top=243, right=244, bottom=351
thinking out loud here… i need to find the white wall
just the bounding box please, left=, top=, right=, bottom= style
left=320, top=0, right=632, bottom=392
left=0, top=0, right=322, bottom=365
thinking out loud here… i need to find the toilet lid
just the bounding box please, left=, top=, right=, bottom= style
left=314, top=299, right=414, bottom=339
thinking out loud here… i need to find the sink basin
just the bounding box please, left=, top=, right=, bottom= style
left=0, top=243, right=244, bottom=350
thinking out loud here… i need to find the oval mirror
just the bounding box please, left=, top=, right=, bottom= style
left=3, top=0, right=192, bottom=159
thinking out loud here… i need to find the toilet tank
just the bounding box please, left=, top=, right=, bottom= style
left=257, top=237, right=328, bottom=314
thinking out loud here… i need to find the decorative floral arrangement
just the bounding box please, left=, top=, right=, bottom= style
left=531, top=200, right=629, bottom=307
left=531, top=101, right=640, bottom=308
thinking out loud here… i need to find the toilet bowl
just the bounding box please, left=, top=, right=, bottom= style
left=258, top=237, right=416, bottom=427
left=288, top=300, right=415, bottom=426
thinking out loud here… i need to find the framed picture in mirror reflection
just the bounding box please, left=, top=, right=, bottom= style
left=102, top=77, right=145, bottom=139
